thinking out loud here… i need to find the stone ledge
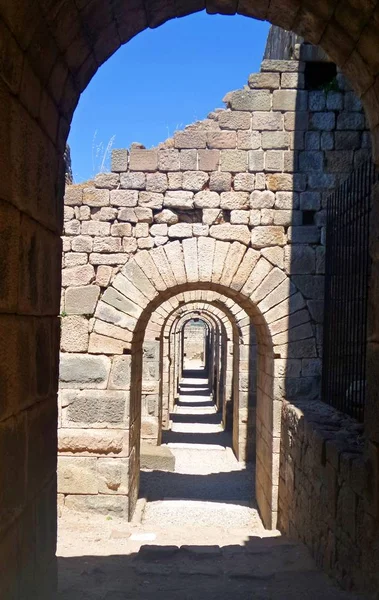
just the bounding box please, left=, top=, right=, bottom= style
left=140, top=443, right=176, bottom=472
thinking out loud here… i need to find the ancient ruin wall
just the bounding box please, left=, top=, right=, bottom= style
left=59, top=50, right=370, bottom=527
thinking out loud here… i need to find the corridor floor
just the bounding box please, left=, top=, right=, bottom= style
left=57, top=374, right=364, bottom=599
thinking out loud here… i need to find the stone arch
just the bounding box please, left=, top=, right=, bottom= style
left=85, top=238, right=317, bottom=528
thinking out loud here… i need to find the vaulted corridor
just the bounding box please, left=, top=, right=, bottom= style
left=57, top=369, right=363, bottom=599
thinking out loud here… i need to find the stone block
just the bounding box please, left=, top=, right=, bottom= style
left=261, top=60, right=305, bottom=72
left=220, top=191, right=249, bottom=210
left=309, top=91, right=326, bottom=111
left=209, top=224, right=250, bottom=245
left=220, top=150, right=247, bottom=172
left=234, top=173, right=255, bottom=191
left=150, top=224, right=168, bottom=237
left=288, top=226, right=320, bottom=244
left=261, top=131, right=289, bottom=149
left=168, top=223, right=193, bottom=238
left=146, top=173, right=168, bottom=193
left=209, top=172, right=231, bottom=192
left=336, top=112, right=365, bottom=130
left=93, top=237, right=122, bottom=253
left=96, top=266, right=112, bottom=287
left=97, top=458, right=129, bottom=494
left=164, top=191, right=194, bottom=209
left=321, top=132, right=334, bottom=150
left=58, top=457, right=97, bottom=494
left=92, top=207, right=118, bottom=221
left=202, top=209, right=223, bottom=225
left=120, top=172, right=146, bottom=190
left=284, top=111, right=308, bottom=131
left=154, top=209, right=179, bottom=225
left=65, top=285, right=100, bottom=315
left=183, top=171, right=209, bottom=191
left=310, top=112, right=336, bottom=131
left=300, top=192, right=321, bottom=211
left=158, top=149, right=180, bottom=171
left=275, top=191, right=298, bottom=209
left=61, top=316, right=89, bottom=352
left=218, top=111, right=250, bottom=130
left=248, top=72, right=280, bottom=89
left=299, top=151, right=323, bottom=172
left=65, top=253, right=88, bottom=268
left=267, top=174, right=306, bottom=192
left=140, top=443, right=175, bottom=471
left=65, top=186, right=83, bottom=206
left=230, top=210, right=249, bottom=225
left=250, top=190, right=275, bottom=209
left=111, top=223, right=132, bottom=237
left=138, top=191, right=163, bottom=209
left=59, top=354, right=111, bottom=389
left=198, top=149, right=220, bottom=171
left=88, top=332, right=129, bottom=354
left=284, top=245, right=315, bottom=274
left=94, top=173, right=119, bottom=189
left=58, top=428, right=128, bottom=456
left=273, top=90, right=307, bottom=111
left=122, top=238, right=138, bottom=252
left=207, top=131, right=236, bottom=149
left=193, top=224, right=209, bottom=236
left=64, top=219, right=81, bottom=235
left=129, top=148, right=158, bottom=171
left=237, top=131, right=261, bottom=150
left=265, top=150, right=284, bottom=171
left=111, top=149, right=128, bottom=172
left=81, top=221, right=110, bottom=236
left=179, top=149, right=198, bottom=170
left=248, top=150, right=264, bottom=171
left=251, top=226, right=286, bottom=248
left=325, top=151, right=354, bottom=173
left=63, top=389, right=128, bottom=426
left=64, top=494, right=128, bottom=517
left=167, top=172, right=182, bottom=189
left=228, top=89, right=271, bottom=111
left=281, top=72, right=304, bottom=88
left=194, top=190, right=220, bottom=208
left=174, top=129, right=206, bottom=148
left=62, top=265, right=95, bottom=287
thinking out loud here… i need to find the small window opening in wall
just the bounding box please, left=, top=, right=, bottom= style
left=302, top=210, right=316, bottom=225
left=304, top=62, right=338, bottom=92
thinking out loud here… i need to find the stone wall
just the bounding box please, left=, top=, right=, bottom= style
left=183, top=320, right=207, bottom=365
left=59, top=48, right=370, bottom=529
left=278, top=399, right=379, bottom=595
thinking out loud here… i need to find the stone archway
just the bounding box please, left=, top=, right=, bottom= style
left=3, top=3, right=379, bottom=597
left=59, top=238, right=316, bottom=529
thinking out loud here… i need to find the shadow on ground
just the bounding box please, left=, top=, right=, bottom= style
left=58, top=537, right=363, bottom=600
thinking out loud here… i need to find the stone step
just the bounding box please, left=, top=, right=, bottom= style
left=140, top=443, right=176, bottom=472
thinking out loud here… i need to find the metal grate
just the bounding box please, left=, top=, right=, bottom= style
left=322, top=160, right=378, bottom=422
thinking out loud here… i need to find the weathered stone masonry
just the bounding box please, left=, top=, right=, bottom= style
left=59, top=46, right=370, bottom=537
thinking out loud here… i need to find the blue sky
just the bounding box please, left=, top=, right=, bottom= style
left=69, top=12, right=270, bottom=182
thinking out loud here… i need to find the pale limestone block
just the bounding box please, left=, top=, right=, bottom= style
left=110, top=190, right=138, bottom=207
left=91, top=207, right=118, bottom=221
left=129, top=148, right=158, bottom=171
left=202, top=208, right=223, bottom=225
left=65, top=253, right=88, bottom=268
left=275, top=191, right=299, bottom=209
left=158, top=149, right=180, bottom=171
left=264, top=291, right=306, bottom=323
left=267, top=174, right=306, bottom=192
left=95, top=301, right=138, bottom=331
left=193, top=224, right=209, bottom=236
left=122, top=237, right=138, bottom=252
left=88, top=333, right=127, bottom=354
left=64, top=220, right=80, bottom=235
left=168, top=223, right=193, bottom=238
left=211, top=240, right=229, bottom=284
left=231, top=210, right=249, bottom=225
left=250, top=190, right=275, bottom=209
left=250, top=210, right=261, bottom=226
left=62, top=265, right=95, bottom=287
left=198, top=236, right=216, bottom=282
left=58, top=457, right=98, bottom=494
left=154, top=209, right=179, bottom=225
left=164, top=241, right=187, bottom=285
left=150, top=224, right=168, bottom=237
left=81, top=221, right=110, bottom=236
left=251, top=267, right=286, bottom=304
left=273, top=210, right=293, bottom=226
left=146, top=172, right=168, bottom=193
left=194, top=190, right=220, bottom=208
left=58, top=428, right=128, bottom=456
left=261, top=60, right=305, bottom=73
left=65, top=186, right=83, bottom=206
left=79, top=206, right=91, bottom=220
left=284, top=111, right=308, bottom=131
left=198, top=149, right=220, bottom=171
left=135, top=207, right=153, bottom=222
left=138, top=191, right=163, bottom=209
left=251, top=226, right=286, bottom=248
left=272, top=89, right=307, bottom=111
left=220, top=191, right=249, bottom=210
left=220, top=150, right=247, bottom=172
left=209, top=172, right=231, bottom=192
left=261, top=209, right=274, bottom=225
left=120, top=172, right=146, bottom=189
left=248, top=72, right=280, bottom=89
left=94, top=173, right=119, bottom=189
left=83, top=187, right=109, bottom=207
left=182, top=238, right=198, bottom=282
left=93, top=237, right=122, bottom=253
left=65, top=284, right=100, bottom=314
left=64, top=206, right=74, bottom=221
left=111, top=149, right=128, bottom=172
left=265, top=150, right=284, bottom=172
left=167, top=172, right=182, bottom=189
left=230, top=248, right=260, bottom=291
left=228, top=89, right=271, bottom=111
left=248, top=150, right=264, bottom=171
left=218, top=110, right=250, bottom=130
left=137, top=237, right=154, bottom=249
left=111, top=223, right=132, bottom=237
left=255, top=173, right=266, bottom=190
left=134, top=222, right=149, bottom=238
left=97, top=458, right=129, bottom=494
left=252, top=111, right=283, bottom=131
left=261, top=246, right=284, bottom=269
left=261, top=131, right=290, bottom=150
left=164, top=191, right=194, bottom=209
left=234, top=173, right=255, bottom=191
left=96, top=266, right=112, bottom=287
left=109, top=355, right=131, bottom=389
left=241, top=257, right=272, bottom=297
left=133, top=250, right=167, bottom=292
left=179, top=149, right=198, bottom=170
left=59, top=354, right=111, bottom=389
left=150, top=246, right=177, bottom=288
left=281, top=72, right=304, bottom=88
left=207, top=131, right=236, bottom=149
left=209, top=224, right=250, bottom=245
left=220, top=242, right=246, bottom=286
left=122, top=261, right=158, bottom=300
